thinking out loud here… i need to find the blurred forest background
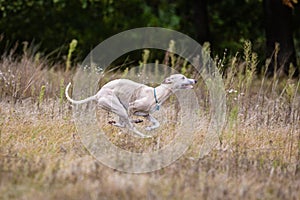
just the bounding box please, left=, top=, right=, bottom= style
left=0, top=0, right=300, bottom=75
left=1, top=1, right=300, bottom=199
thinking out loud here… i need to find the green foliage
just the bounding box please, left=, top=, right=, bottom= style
left=0, top=1, right=214, bottom=57
left=0, top=0, right=299, bottom=67
left=142, top=49, right=150, bottom=65
left=142, top=0, right=180, bottom=28
left=208, top=0, right=265, bottom=55
left=38, top=85, right=46, bottom=108
left=66, top=39, right=78, bottom=72
left=243, top=40, right=257, bottom=94
left=59, top=79, right=65, bottom=106
left=0, top=0, right=182, bottom=62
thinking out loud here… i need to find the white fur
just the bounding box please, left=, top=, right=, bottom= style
left=65, top=74, right=196, bottom=138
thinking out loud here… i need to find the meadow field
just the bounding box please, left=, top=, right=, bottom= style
left=0, top=43, right=300, bottom=199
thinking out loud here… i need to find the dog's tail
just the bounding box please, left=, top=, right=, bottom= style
left=65, top=83, right=97, bottom=104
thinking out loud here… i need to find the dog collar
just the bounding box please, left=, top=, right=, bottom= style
left=153, top=88, right=160, bottom=111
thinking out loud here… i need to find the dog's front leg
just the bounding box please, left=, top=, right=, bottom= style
left=111, top=117, right=126, bottom=127
left=145, top=115, right=160, bottom=131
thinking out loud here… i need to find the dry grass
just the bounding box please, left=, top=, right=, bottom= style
left=0, top=43, right=300, bottom=200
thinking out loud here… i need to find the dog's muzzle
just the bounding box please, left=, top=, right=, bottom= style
left=182, top=79, right=197, bottom=89
left=191, top=79, right=197, bottom=84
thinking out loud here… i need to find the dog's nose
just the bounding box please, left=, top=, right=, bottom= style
left=194, top=80, right=197, bottom=84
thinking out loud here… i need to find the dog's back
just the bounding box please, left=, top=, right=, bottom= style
left=102, top=79, right=150, bottom=109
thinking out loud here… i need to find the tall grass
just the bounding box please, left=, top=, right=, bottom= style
left=0, top=43, right=72, bottom=108
left=0, top=41, right=299, bottom=199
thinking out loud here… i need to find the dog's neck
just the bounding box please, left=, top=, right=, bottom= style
left=154, top=84, right=175, bottom=104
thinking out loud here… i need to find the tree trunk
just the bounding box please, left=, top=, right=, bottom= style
left=193, top=0, right=210, bottom=44
left=263, top=0, right=298, bottom=76
left=179, top=0, right=210, bottom=44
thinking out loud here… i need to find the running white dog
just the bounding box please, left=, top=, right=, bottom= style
left=65, top=74, right=196, bottom=138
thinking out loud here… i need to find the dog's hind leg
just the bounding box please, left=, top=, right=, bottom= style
left=145, top=114, right=160, bottom=131
left=98, top=90, right=151, bottom=138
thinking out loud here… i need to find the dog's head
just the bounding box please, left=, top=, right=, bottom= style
left=162, top=74, right=197, bottom=90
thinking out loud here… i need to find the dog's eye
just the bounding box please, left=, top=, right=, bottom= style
left=181, top=77, right=185, bottom=80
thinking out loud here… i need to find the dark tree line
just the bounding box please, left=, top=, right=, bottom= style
left=264, top=0, right=298, bottom=76
left=186, top=0, right=298, bottom=76
left=0, top=0, right=299, bottom=76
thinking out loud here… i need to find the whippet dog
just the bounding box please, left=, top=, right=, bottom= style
left=65, top=74, right=197, bottom=138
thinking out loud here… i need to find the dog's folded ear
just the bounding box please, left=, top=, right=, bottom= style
left=163, top=77, right=172, bottom=84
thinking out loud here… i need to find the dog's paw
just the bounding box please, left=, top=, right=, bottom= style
left=142, top=134, right=152, bottom=138
left=133, top=119, right=143, bottom=124
left=145, top=126, right=152, bottom=131
left=134, top=132, right=152, bottom=138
